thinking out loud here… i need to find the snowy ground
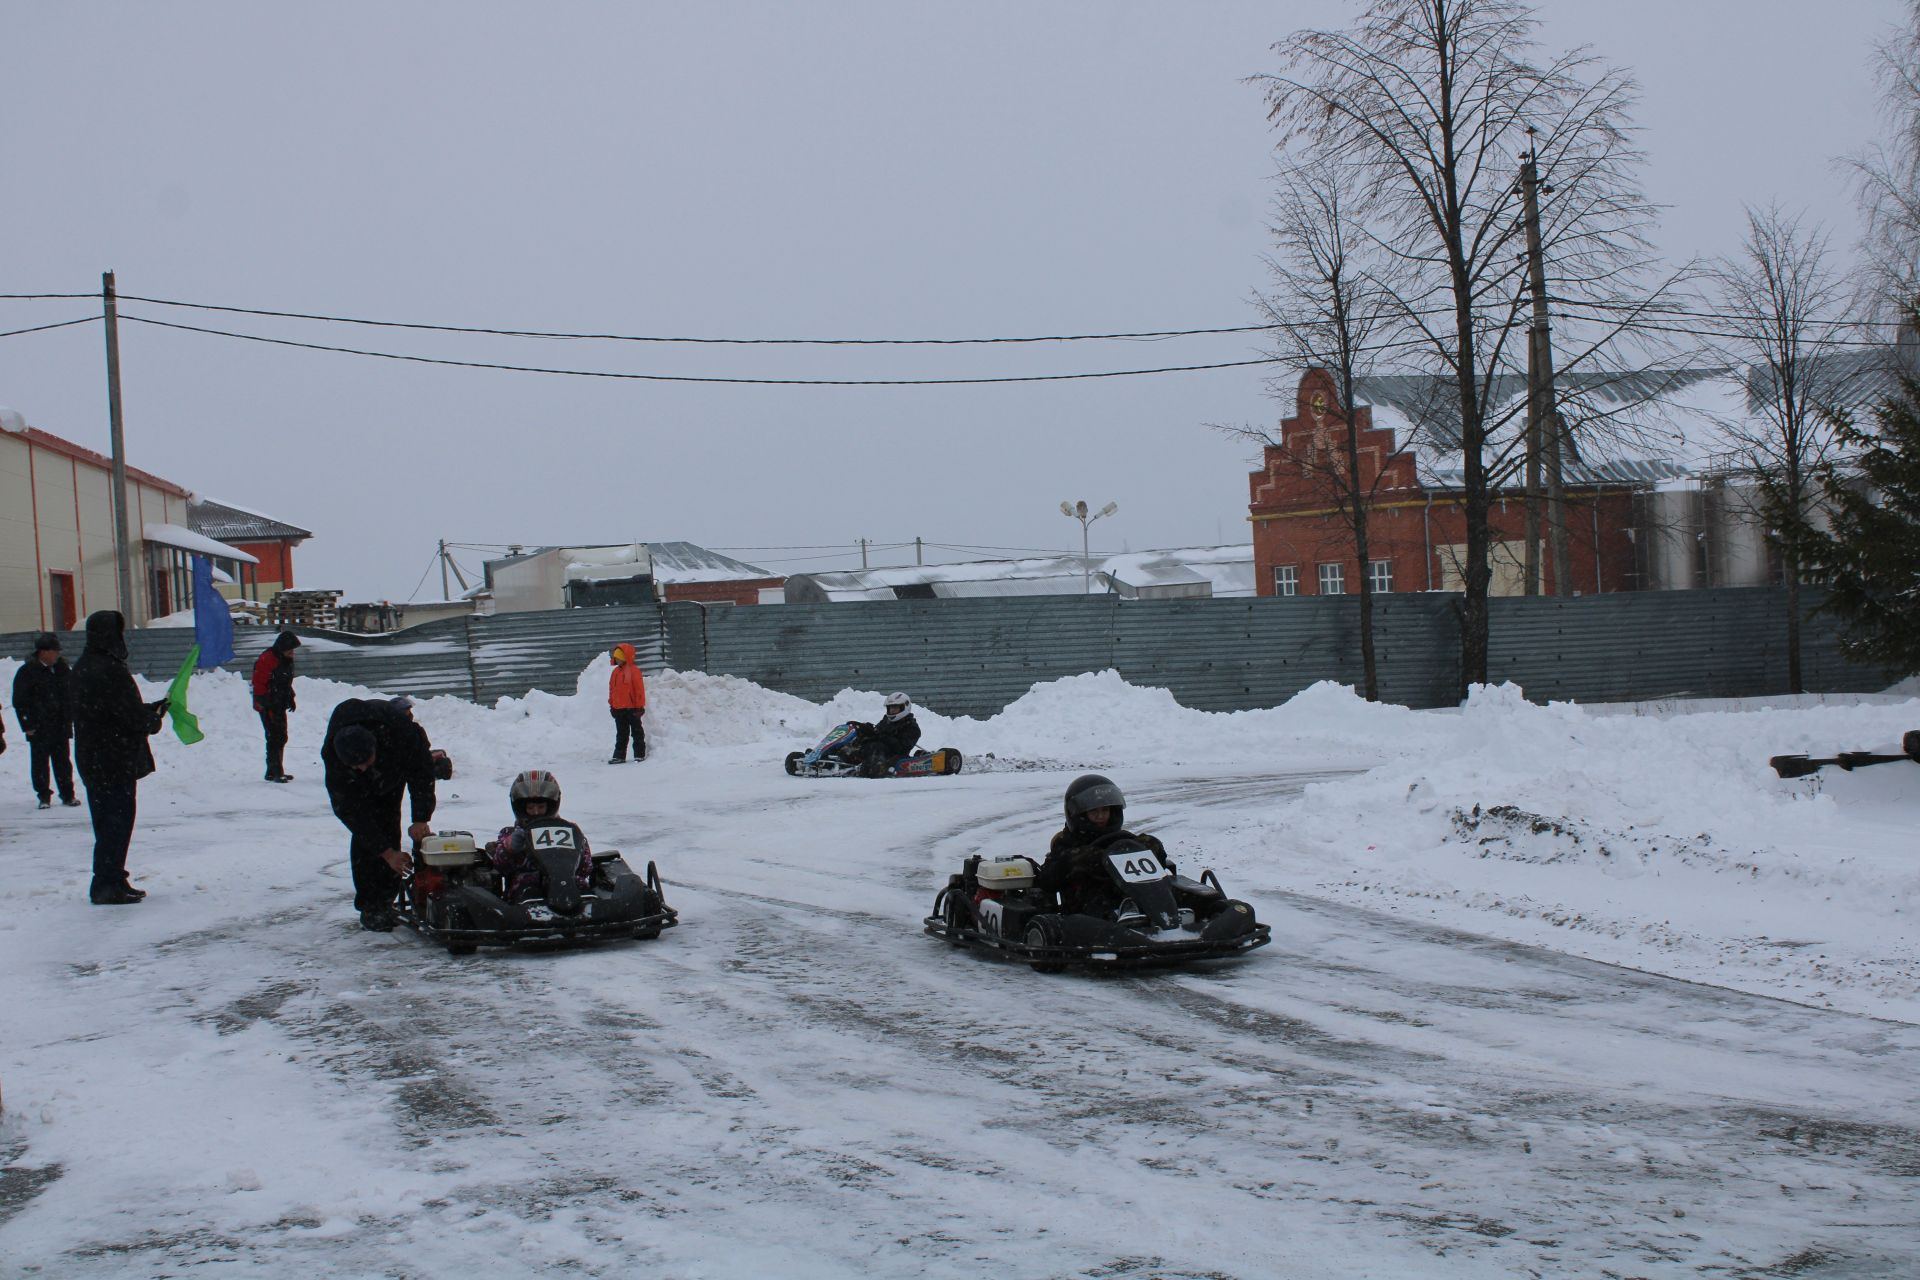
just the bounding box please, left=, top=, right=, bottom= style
left=2, top=660, right=1917, bottom=1277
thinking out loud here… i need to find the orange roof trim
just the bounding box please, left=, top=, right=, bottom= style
left=4, top=424, right=192, bottom=498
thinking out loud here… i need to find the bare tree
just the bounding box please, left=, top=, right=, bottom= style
left=1230, top=156, right=1411, bottom=701
left=1708, top=207, right=1853, bottom=693
left=1257, top=0, right=1666, bottom=692
left=1850, top=1, right=1920, bottom=313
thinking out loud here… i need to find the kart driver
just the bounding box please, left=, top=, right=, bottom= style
left=847, top=692, right=921, bottom=778
left=487, top=770, right=594, bottom=903
left=1035, top=774, right=1174, bottom=916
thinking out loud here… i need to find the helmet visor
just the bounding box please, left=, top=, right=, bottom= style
left=1066, top=780, right=1125, bottom=816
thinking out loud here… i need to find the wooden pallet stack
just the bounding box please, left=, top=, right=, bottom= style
left=267, top=588, right=342, bottom=630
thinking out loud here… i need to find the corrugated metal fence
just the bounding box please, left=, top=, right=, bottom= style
left=0, top=588, right=1883, bottom=715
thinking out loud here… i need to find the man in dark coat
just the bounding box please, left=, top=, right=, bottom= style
left=13, top=632, right=79, bottom=809
left=71, top=611, right=168, bottom=905
left=251, top=630, right=301, bottom=783
left=321, top=696, right=438, bottom=930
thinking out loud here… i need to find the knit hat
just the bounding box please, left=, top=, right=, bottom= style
left=31, top=632, right=59, bottom=653
left=335, top=726, right=377, bottom=767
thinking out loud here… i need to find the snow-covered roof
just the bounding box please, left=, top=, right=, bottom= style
left=643, top=541, right=777, bottom=584
left=1349, top=353, right=1913, bottom=491
left=787, top=546, right=1255, bottom=602
left=143, top=522, right=259, bottom=565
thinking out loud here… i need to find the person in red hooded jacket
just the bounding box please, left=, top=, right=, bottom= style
left=608, top=643, right=647, bottom=763
left=250, top=630, right=301, bottom=783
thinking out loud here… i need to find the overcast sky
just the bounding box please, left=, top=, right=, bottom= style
left=1, top=1, right=1904, bottom=600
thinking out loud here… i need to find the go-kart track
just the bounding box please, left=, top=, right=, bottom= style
left=4, top=667, right=1919, bottom=1278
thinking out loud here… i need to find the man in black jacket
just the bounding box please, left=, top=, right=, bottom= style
left=71, top=612, right=169, bottom=905
left=12, top=632, right=79, bottom=809
left=321, top=697, right=438, bottom=930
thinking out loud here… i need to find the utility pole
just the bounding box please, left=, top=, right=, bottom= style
left=439, top=539, right=451, bottom=600
left=1520, top=132, right=1571, bottom=596
left=859, top=538, right=868, bottom=569
left=102, top=271, right=136, bottom=620
left=915, top=536, right=923, bottom=566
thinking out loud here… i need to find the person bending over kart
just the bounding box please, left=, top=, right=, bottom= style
left=487, top=770, right=593, bottom=903
left=323, top=697, right=439, bottom=931
left=1035, top=774, right=1174, bottom=917
left=839, top=692, right=921, bottom=778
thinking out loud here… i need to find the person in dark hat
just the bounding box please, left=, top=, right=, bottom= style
left=251, top=630, right=301, bottom=783
left=71, top=611, right=169, bottom=905
left=321, top=696, right=439, bottom=931
left=12, top=633, right=79, bottom=809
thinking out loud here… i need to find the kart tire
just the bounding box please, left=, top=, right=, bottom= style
left=784, top=751, right=803, bottom=776
left=1023, top=917, right=1067, bottom=974
left=941, top=890, right=969, bottom=945
left=942, top=748, right=964, bottom=776
left=443, top=904, right=478, bottom=957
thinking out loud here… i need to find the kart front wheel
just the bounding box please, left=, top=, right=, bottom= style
left=784, top=751, right=803, bottom=776
left=1023, top=917, right=1066, bottom=974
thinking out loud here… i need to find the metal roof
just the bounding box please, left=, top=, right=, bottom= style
left=785, top=546, right=1255, bottom=603
left=642, top=541, right=777, bottom=583
left=188, top=497, right=313, bottom=542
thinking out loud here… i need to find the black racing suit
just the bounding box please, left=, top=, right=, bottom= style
left=1034, top=826, right=1173, bottom=917
left=321, top=698, right=438, bottom=912
left=854, top=711, right=921, bottom=778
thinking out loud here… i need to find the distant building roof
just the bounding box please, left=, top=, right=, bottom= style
left=785, top=546, right=1254, bottom=603
left=0, top=419, right=191, bottom=497
left=188, top=497, right=313, bottom=543
left=643, top=541, right=778, bottom=584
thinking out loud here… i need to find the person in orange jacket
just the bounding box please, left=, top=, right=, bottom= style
left=608, top=643, right=648, bottom=763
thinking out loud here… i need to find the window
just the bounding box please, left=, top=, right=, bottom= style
left=1318, top=562, right=1345, bottom=595
left=1368, top=559, right=1393, bottom=594
left=1272, top=565, right=1298, bottom=597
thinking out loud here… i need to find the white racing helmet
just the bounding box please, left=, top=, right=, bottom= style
left=883, top=692, right=911, bottom=720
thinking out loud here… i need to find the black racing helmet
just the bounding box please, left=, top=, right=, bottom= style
left=1063, top=773, right=1125, bottom=837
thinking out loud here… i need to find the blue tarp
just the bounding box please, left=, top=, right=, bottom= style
left=191, top=555, right=235, bottom=668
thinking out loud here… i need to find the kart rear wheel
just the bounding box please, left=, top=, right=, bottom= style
left=784, top=751, right=803, bottom=776
left=442, top=904, right=478, bottom=957
left=942, top=748, right=964, bottom=776
left=1023, top=917, right=1066, bottom=974
left=940, top=889, right=969, bottom=945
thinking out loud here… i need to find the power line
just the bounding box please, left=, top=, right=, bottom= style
left=0, top=315, right=98, bottom=340
left=116, top=293, right=1279, bottom=346
left=118, top=313, right=1286, bottom=385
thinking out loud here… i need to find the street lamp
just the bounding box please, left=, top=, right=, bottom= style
left=1060, top=499, right=1119, bottom=594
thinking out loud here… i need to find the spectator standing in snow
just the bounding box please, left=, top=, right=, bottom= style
left=608, top=643, right=647, bottom=763
left=12, top=633, right=79, bottom=809
left=71, top=611, right=169, bottom=905
left=251, top=630, right=301, bottom=783
left=321, top=696, right=438, bottom=930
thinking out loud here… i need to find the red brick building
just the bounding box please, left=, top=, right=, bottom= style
left=1249, top=368, right=1686, bottom=599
